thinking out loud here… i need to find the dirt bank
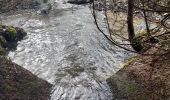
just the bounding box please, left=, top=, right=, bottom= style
left=0, top=56, right=52, bottom=100
left=107, top=50, right=170, bottom=100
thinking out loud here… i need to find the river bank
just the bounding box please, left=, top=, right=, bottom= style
left=107, top=49, right=170, bottom=100
left=0, top=0, right=39, bottom=13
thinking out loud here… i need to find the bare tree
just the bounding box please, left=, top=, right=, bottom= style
left=92, top=0, right=170, bottom=54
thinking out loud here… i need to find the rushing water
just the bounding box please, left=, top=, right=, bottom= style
left=1, top=1, right=129, bottom=100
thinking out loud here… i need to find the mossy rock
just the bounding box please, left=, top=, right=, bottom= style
left=5, top=26, right=17, bottom=41
left=1, top=25, right=27, bottom=42
left=0, top=25, right=27, bottom=55
left=1, top=26, right=17, bottom=42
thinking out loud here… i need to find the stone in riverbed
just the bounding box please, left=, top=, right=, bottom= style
left=0, top=26, right=27, bottom=42
left=67, top=0, right=93, bottom=4
left=0, top=25, right=27, bottom=55
left=40, top=3, right=52, bottom=14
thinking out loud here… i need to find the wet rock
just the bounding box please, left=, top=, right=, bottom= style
left=67, top=0, right=93, bottom=5
left=3, top=26, right=17, bottom=42
left=0, top=25, right=27, bottom=55
left=15, top=27, right=27, bottom=41
left=40, top=3, right=52, bottom=14
left=1, top=26, right=26, bottom=42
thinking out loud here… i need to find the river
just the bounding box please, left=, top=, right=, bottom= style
left=1, top=0, right=129, bottom=100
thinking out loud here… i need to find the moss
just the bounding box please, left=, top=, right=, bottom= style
left=134, top=29, right=153, bottom=52
left=123, top=56, right=138, bottom=67
left=136, top=29, right=147, bottom=37
left=6, top=26, right=17, bottom=40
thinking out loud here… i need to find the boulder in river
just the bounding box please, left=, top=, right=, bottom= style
left=0, top=25, right=27, bottom=42
left=40, top=3, right=52, bottom=14
left=67, top=0, right=93, bottom=5
left=0, top=25, right=27, bottom=54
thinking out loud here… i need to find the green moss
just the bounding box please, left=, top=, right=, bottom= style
left=6, top=26, right=17, bottom=39
left=136, top=29, right=148, bottom=37
left=123, top=56, right=138, bottom=67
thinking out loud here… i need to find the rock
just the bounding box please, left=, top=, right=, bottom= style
left=67, top=0, right=93, bottom=5
left=40, top=3, right=52, bottom=14
left=1, top=26, right=27, bottom=42
left=4, top=26, right=17, bottom=41
left=15, top=27, right=27, bottom=40
left=0, top=56, right=52, bottom=100
left=0, top=25, right=27, bottom=55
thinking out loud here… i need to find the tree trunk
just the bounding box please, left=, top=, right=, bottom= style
left=127, top=0, right=143, bottom=52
